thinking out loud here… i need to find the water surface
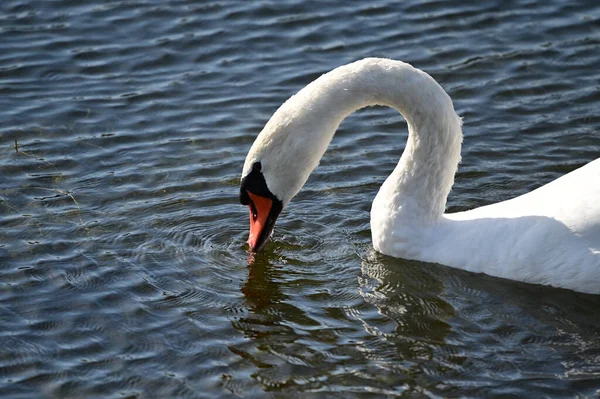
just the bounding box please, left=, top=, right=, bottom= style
left=1, top=1, right=600, bottom=397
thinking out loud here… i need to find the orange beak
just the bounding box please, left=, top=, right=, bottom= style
left=247, top=192, right=274, bottom=251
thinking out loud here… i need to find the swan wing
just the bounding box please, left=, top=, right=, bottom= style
left=452, top=158, right=600, bottom=243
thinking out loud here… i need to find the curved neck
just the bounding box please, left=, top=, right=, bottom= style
left=271, top=58, right=462, bottom=220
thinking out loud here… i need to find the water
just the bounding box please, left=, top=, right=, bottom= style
left=1, top=0, right=599, bottom=397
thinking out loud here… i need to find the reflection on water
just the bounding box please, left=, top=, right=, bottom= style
left=227, top=249, right=600, bottom=396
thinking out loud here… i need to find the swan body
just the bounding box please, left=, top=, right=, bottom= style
left=240, top=58, right=600, bottom=294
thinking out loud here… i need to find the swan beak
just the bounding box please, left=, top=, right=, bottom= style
left=247, top=192, right=278, bottom=252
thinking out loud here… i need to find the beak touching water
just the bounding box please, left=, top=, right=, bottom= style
left=240, top=161, right=283, bottom=253
left=246, top=191, right=281, bottom=252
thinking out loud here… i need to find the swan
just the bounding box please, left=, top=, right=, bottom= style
left=239, top=58, right=600, bottom=294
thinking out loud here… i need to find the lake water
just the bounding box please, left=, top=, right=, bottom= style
left=1, top=1, right=600, bottom=397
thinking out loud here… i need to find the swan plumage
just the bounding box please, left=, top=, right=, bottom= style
left=240, top=58, right=600, bottom=294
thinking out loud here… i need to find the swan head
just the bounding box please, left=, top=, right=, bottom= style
left=240, top=137, right=313, bottom=252
left=240, top=109, right=323, bottom=252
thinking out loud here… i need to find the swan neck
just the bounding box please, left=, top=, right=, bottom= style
left=303, top=59, right=462, bottom=220
left=245, top=58, right=462, bottom=218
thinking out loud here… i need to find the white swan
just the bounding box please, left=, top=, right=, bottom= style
left=239, top=58, right=600, bottom=294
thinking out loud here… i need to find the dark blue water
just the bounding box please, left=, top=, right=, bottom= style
left=1, top=1, right=599, bottom=397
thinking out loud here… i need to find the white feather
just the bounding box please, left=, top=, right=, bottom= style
left=242, top=58, right=600, bottom=294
